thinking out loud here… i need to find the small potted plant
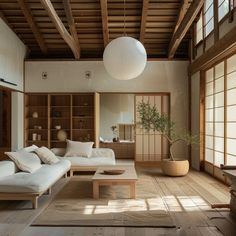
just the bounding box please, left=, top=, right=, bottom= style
left=111, top=125, right=119, bottom=142
left=137, top=101, right=198, bottom=176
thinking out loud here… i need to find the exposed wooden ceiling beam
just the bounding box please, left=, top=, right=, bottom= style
left=100, top=0, right=109, bottom=47
left=40, top=0, right=80, bottom=59
left=140, top=0, right=149, bottom=43
left=168, top=0, right=204, bottom=59
left=17, top=0, right=47, bottom=54
left=173, top=0, right=188, bottom=34
left=62, top=0, right=80, bottom=56
left=189, top=25, right=236, bottom=75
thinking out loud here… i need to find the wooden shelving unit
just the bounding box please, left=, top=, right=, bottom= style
left=50, top=94, right=71, bottom=148
left=72, top=94, right=94, bottom=143
left=25, top=93, right=98, bottom=148
left=24, top=94, right=49, bottom=147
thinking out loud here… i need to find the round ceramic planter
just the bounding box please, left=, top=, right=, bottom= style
left=161, top=159, right=189, bottom=177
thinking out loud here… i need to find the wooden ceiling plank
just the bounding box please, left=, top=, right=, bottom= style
left=100, top=0, right=109, bottom=47
left=17, top=0, right=47, bottom=54
left=62, top=0, right=80, bottom=58
left=0, top=10, right=12, bottom=28
left=139, top=0, right=149, bottom=43
left=40, top=0, right=80, bottom=59
left=168, top=0, right=204, bottom=59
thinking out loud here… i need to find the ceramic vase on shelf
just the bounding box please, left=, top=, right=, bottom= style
left=32, top=133, right=37, bottom=141
left=57, top=130, right=67, bottom=141
left=32, top=112, right=38, bottom=118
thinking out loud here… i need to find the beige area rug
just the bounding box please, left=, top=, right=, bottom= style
left=32, top=175, right=175, bottom=227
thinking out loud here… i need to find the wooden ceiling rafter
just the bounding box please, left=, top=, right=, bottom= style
left=40, top=0, right=80, bottom=59
left=168, top=0, right=204, bottom=59
left=173, top=0, right=189, bottom=35
left=100, top=0, right=109, bottom=48
left=0, top=0, right=192, bottom=59
left=139, top=0, right=149, bottom=44
left=17, top=0, right=47, bottom=55
left=62, top=0, right=80, bottom=58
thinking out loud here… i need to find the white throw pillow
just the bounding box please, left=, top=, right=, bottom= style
left=5, top=150, right=42, bottom=173
left=22, top=145, right=38, bottom=153
left=35, top=146, right=59, bottom=164
left=64, top=140, right=94, bottom=158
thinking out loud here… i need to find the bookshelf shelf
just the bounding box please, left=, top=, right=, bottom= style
left=25, top=93, right=98, bottom=148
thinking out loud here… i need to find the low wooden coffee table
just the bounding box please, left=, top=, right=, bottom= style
left=92, top=165, right=138, bottom=199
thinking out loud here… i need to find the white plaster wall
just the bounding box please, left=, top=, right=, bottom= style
left=191, top=72, right=200, bottom=170
left=0, top=19, right=26, bottom=91
left=100, top=94, right=134, bottom=140
left=25, top=60, right=189, bottom=159
left=0, top=19, right=26, bottom=151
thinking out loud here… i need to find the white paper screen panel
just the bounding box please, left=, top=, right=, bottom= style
left=205, top=63, right=225, bottom=167
left=227, top=54, right=236, bottom=73
left=135, top=94, right=170, bottom=162
left=226, top=51, right=236, bottom=162
left=204, top=53, right=236, bottom=171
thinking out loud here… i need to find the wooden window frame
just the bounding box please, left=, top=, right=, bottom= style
left=218, top=0, right=230, bottom=23
left=202, top=53, right=236, bottom=182
left=195, top=12, right=204, bottom=46
left=203, top=0, right=214, bottom=37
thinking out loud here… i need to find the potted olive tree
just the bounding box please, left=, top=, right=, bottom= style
left=137, top=101, right=198, bottom=176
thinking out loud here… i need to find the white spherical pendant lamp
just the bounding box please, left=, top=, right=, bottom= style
left=103, top=36, right=147, bottom=80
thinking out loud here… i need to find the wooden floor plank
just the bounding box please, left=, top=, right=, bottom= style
left=0, top=169, right=234, bottom=236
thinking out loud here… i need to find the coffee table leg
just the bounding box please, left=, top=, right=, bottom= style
left=130, top=182, right=136, bottom=199
left=93, top=181, right=99, bottom=199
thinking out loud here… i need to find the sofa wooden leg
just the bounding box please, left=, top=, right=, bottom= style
left=70, top=169, right=73, bottom=177
left=43, top=188, right=51, bottom=195
left=64, top=172, right=68, bottom=178
left=32, top=197, right=38, bottom=209
left=47, top=188, right=51, bottom=195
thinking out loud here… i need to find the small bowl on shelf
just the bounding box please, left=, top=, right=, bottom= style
left=55, top=125, right=61, bottom=130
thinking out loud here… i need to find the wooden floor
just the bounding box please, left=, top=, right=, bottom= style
left=0, top=168, right=235, bottom=236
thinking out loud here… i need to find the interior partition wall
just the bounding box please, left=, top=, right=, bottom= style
left=204, top=53, right=236, bottom=180
left=135, top=94, right=170, bottom=163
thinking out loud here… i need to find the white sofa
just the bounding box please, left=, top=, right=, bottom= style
left=51, top=148, right=116, bottom=176
left=0, top=159, right=70, bottom=209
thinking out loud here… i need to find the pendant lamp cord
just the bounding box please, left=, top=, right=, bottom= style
left=124, top=0, right=126, bottom=36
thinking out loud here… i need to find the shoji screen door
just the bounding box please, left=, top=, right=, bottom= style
left=204, top=53, right=236, bottom=180
left=135, top=94, right=170, bottom=162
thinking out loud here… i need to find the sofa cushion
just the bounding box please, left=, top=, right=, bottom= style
left=22, top=145, right=38, bottom=153
left=52, top=148, right=115, bottom=158
left=91, top=148, right=115, bottom=158
left=5, top=150, right=42, bottom=173
left=0, top=161, right=17, bottom=179
left=35, top=146, right=59, bottom=164
left=64, top=140, right=94, bottom=158
left=0, top=160, right=71, bottom=193
left=59, top=156, right=116, bottom=166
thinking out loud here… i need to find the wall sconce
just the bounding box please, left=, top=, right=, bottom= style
left=85, top=71, right=92, bottom=79
left=42, top=72, right=47, bottom=80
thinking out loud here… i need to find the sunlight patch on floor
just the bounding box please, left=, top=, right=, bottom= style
left=82, top=195, right=210, bottom=215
